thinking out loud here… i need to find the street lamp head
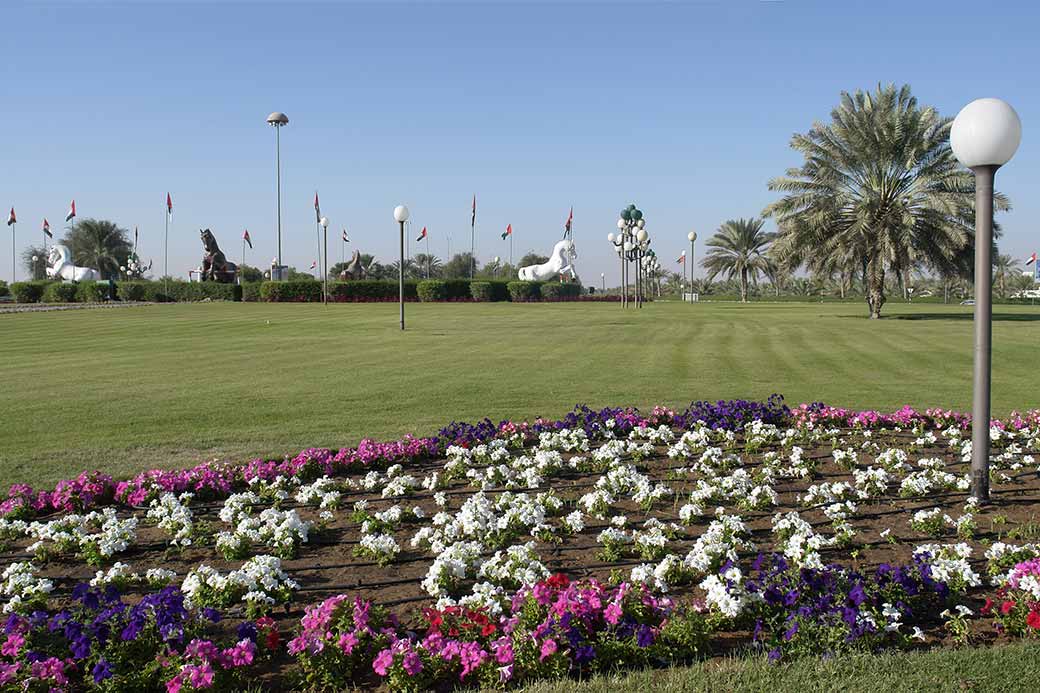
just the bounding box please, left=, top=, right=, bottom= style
left=623, top=241, right=634, bottom=252
left=616, top=219, right=626, bottom=230
left=320, top=216, right=329, bottom=229
left=688, top=231, right=697, bottom=242
left=266, top=111, right=289, bottom=127
left=494, top=256, right=500, bottom=264
left=636, top=219, right=646, bottom=229
left=393, top=205, right=410, bottom=223
left=636, top=229, right=648, bottom=243
left=607, top=232, right=616, bottom=243
left=951, top=98, right=1021, bottom=168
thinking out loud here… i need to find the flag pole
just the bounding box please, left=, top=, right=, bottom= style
left=11, top=222, right=15, bottom=283
left=425, top=231, right=430, bottom=278
left=164, top=201, right=169, bottom=294
left=510, top=230, right=513, bottom=268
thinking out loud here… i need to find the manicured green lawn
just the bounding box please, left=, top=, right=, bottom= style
left=2, top=300, right=1038, bottom=486
left=509, top=642, right=1040, bottom=693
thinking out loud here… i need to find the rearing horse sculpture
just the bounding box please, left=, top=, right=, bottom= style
left=518, top=239, right=577, bottom=281
left=200, top=229, right=238, bottom=283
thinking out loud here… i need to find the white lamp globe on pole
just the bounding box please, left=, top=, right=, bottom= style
left=266, top=111, right=289, bottom=278
left=950, top=97, right=1021, bottom=502
left=394, top=205, right=410, bottom=330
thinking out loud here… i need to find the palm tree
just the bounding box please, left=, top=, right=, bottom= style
left=765, top=84, right=1010, bottom=319
left=64, top=219, right=133, bottom=279
left=412, top=253, right=441, bottom=279
left=993, top=253, right=1019, bottom=299
left=701, top=218, right=775, bottom=302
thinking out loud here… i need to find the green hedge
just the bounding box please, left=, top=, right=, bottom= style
left=326, top=280, right=418, bottom=302
left=10, top=281, right=48, bottom=303
left=76, top=281, right=112, bottom=302
left=507, top=281, right=542, bottom=301
left=540, top=282, right=583, bottom=301
left=242, top=282, right=263, bottom=302
left=116, top=282, right=147, bottom=302
left=42, top=283, right=79, bottom=303
left=470, top=280, right=511, bottom=301
left=417, top=280, right=448, bottom=302
left=260, top=280, right=323, bottom=302
left=0, top=280, right=8, bottom=298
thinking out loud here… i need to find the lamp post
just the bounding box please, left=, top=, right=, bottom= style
left=266, top=111, right=289, bottom=278
left=320, top=216, right=329, bottom=305
left=687, top=231, right=697, bottom=301
left=394, top=205, right=410, bottom=330
left=950, top=97, right=1022, bottom=502
left=601, top=272, right=605, bottom=292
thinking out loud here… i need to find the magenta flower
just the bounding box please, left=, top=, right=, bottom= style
left=539, top=637, right=558, bottom=661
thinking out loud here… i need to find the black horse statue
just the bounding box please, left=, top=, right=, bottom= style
left=200, top=229, right=238, bottom=283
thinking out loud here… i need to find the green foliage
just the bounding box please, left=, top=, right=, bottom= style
left=508, top=281, right=542, bottom=301
left=242, top=281, right=263, bottom=302
left=10, top=281, right=48, bottom=303
left=238, top=264, right=264, bottom=283
left=765, top=83, right=1007, bottom=319
left=21, top=245, right=49, bottom=280
left=62, top=219, right=133, bottom=279
left=540, top=282, right=582, bottom=301
left=326, top=280, right=418, bottom=302
left=76, top=281, right=112, bottom=302
left=260, top=280, right=323, bottom=302
left=702, top=218, right=775, bottom=303
left=470, top=281, right=492, bottom=301
left=417, top=279, right=448, bottom=302
left=42, top=282, right=78, bottom=303
left=116, top=282, right=148, bottom=302
left=0, top=279, right=7, bottom=297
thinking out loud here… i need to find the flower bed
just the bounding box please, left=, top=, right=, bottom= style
left=3, top=396, right=1040, bottom=690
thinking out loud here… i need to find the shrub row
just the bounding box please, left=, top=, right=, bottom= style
left=7, top=279, right=244, bottom=304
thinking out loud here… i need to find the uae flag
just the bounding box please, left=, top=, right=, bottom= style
left=309, top=260, right=317, bottom=270
left=66, top=200, right=76, bottom=222
left=43, top=218, right=52, bottom=238
left=243, top=230, right=253, bottom=249
left=501, top=223, right=512, bottom=240
left=1026, top=252, right=1037, bottom=266
left=471, top=195, right=476, bottom=227
left=6, top=208, right=15, bottom=226
left=565, top=207, right=573, bottom=234
left=677, top=252, right=686, bottom=264
left=314, top=192, right=321, bottom=223
left=166, top=193, right=173, bottom=219
left=415, top=226, right=427, bottom=242
left=341, top=229, right=350, bottom=243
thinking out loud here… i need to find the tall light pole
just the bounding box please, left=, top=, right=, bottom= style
left=688, top=231, right=697, bottom=301
left=950, top=97, right=1021, bottom=502
left=320, top=216, right=329, bottom=305
left=394, top=205, right=410, bottom=330
left=601, top=272, right=605, bottom=292
left=267, top=112, right=289, bottom=278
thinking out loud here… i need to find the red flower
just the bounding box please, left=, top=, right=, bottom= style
left=265, top=630, right=281, bottom=650
left=1027, top=610, right=1040, bottom=630
left=481, top=623, right=497, bottom=637
left=546, top=573, right=570, bottom=589
left=1001, top=600, right=1016, bottom=615
left=981, top=598, right=994, bottom=615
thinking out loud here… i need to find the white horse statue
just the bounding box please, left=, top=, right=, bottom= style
left=518, top=239, right=577, bottom=281
left=46, top=244, right=101, bottom=281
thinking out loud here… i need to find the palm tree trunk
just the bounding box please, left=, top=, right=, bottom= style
left=866, top=253, right=886, bottom=319
left=740, top=268, right=748, bottom=302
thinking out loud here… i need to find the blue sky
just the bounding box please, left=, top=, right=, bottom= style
left=2, top=0, right=1038, bottom=284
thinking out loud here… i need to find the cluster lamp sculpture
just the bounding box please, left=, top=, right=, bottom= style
left=607, top=204, right=651, bottom=308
